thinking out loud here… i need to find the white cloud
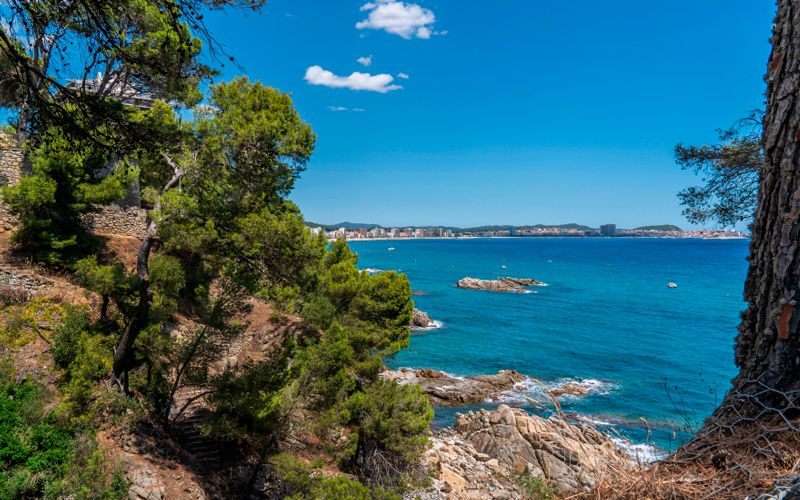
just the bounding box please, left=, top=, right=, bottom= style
left=328, top=106, right=366, bottom=112
left=357, top=55, right=373, bottom=67
left=397, top=72, right=410, bottom=79
left=305, top=65, right=402, bottom=93
left=356, top=1, right=439, bottom=40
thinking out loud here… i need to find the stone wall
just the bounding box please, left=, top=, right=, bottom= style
left=0, top=132, right=24, bottom=230
left=82, top=205, right=148, bottom=239
left=0, top=264, right=55, bottom=298
left=0, top=132, right=148, bottom=238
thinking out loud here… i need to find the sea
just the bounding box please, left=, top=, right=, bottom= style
left=349, top=237, right=750, bottom=459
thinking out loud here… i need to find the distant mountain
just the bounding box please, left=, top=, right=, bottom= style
left=634, top=224, right=682, bottom=231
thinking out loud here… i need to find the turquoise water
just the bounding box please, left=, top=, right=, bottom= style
left=349, top=238, right=750, bottom=452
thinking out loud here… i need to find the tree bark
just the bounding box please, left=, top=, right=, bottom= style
left=112, top=156, right=182, bottom=391
left=716, top=0, right=800, bottom=423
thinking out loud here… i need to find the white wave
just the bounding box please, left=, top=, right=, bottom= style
left=411, top=320, right=445, bottom=331
left=611, top=438, right=666, bottom=463
left=395, top=367, right=465, bottom=380
left=497, top=377, right=618, bottom=405
left=574, top=415, right=613, bottom=426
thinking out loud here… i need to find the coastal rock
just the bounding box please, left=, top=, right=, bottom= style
left=380, top=368, right=525, bottom=405
left=412, top=308, right=438, bottom=329
left=551, top=382, right=591, bottom=397
left=456, top=277, right=544, bottom=292
left=407, top=429, right=526, bottom=499
left=454, top=405, right=632, bottom=493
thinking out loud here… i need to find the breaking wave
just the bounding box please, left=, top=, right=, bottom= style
left=411, top=320, right=445, bottom=331
left=498, top=377, right=618, bottom=405
left=611, top=438, right=666, bottom=463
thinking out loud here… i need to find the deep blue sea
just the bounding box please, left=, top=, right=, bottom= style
left=349, top=237, right=750, bottom=455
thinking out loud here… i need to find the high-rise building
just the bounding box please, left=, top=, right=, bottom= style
left=600, top=224, right=616, bottom=236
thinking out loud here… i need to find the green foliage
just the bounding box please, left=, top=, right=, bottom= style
left=0, top=298, right=86, bottom=351
left=270, top=453, right=399, bottom=500
left=74, top=256, right=134, bottom=321
left=43, top=435, right=129, bottom=499
left=208, top=341, right=293, bottom=442
left=513, top=472, right=558, bottom=500
left=675, top=110, right=763, bottom=227
left=148, top=254, right=186, bottom=320
left=0, top=375, right=70, bottom=497
left=347, top=380, right=432, bottom=463
left=0, top=371, right=127, bottom=498
left=0, top=119, right=138, bottom=265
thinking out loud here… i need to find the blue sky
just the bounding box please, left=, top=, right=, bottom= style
left=206, top=0, right=773, bottom=228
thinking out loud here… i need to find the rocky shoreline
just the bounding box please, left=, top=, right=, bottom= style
left=380, top=368, right=525, bottom=405
left=456, top=277, right=544, bottom=292
left=413, top=405, right=634, bottom=498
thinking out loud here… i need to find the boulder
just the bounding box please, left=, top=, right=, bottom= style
left=409, top=429, right=526, bottom=499
left=412, top=308, right=438, bottom=328
left=456, top=277, right=544, bottom=292
left=380, top=368, right=525, bottom=406
left=551, top=382, right=591, bottom=397
left=454, top=405, right=632, bottom=493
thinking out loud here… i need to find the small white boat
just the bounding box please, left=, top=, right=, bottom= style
left=388, top=247, right=396, bottom=251
left=667, top=282, right=678, bottom=288
left=501, top=265, right=507, bottom=269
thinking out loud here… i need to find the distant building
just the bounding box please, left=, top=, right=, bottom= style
left=65, top=73, right=155, bottom=110
left=600, top=224, right=616, bottom=236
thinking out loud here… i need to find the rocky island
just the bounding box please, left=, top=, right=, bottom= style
left=456, top=277, right=544, bottom=292
left=411, top=308, right=439, bottom=329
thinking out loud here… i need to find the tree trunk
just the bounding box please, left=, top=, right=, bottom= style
left=112, top=223, right=155, bottom=391
left=716, top=0, right=800, bottom=423
left=111, top=156, right=182, bottom=391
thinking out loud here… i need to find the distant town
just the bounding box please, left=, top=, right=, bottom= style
left=306, top=222, right=748, bottom=241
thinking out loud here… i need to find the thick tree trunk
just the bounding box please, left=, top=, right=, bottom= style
left=716, top=0, right=800, bottom=423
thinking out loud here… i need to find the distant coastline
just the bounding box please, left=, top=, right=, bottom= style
left=307, top=221, right=749, bottom=242
left=335, top=235, right=749, bottom=242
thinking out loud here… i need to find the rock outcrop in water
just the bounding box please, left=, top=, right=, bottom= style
left=411, top=308, right=438, bottom=329
left=456, top=277, right=544, bottom=292
left=380, top=368, right=524, bottom=405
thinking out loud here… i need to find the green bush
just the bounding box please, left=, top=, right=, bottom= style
left=0, top=370, right=127, bottom=499
left=513, top=472, right=558, bottom=500
left=271, top=453, right=398, bottom=500
left=348, top=379, right=432, bottom=462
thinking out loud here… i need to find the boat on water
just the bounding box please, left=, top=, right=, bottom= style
left=668, top=282, right=678, bottom=288
left=388, top=247, right=396, bottom=251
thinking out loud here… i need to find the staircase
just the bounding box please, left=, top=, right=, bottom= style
left=171, top=390, right=221, bottom=468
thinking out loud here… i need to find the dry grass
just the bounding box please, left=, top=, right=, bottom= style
left=578, top=413, right=800, bottom=499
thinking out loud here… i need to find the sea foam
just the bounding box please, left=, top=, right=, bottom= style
left=498, top=377, right=618, bottom=405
